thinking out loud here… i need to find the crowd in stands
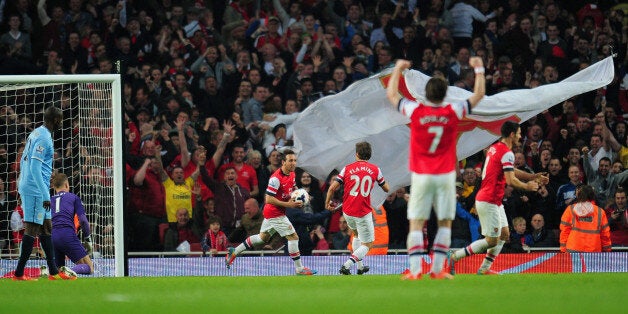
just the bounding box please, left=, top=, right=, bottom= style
left=0, top=0, right=627, bottom=255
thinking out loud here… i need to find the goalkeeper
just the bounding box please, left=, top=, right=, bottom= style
left=50, top=173, right=94, bottom=275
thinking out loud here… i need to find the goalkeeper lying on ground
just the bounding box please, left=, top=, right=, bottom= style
left=49, top=173, right=94, bottom=275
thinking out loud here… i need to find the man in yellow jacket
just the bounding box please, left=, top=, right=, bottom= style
left=560, top=185, right=612, bottom=252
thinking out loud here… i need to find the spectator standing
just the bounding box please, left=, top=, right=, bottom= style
left=217, top=145, right=259, bottom=199
left=0, top=14, right=32, bottom=61
left=555, top=165, right=583, bottom=228
left=199, top=165, right=250, bottom=236
left=127, top=154, right=166, bottom=252
left=446, top=0, right=498, bottom=50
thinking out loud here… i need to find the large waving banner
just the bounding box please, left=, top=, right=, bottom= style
left=293, top=57, right=615, bottom=206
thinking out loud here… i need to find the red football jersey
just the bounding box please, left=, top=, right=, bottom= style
left=336, top=161, right=386, bottom=217
left=263, top=169, right=296, bottom=218
left=399, top=98, right=468, bottom=174
left=475, top=141, right=514, bottom=205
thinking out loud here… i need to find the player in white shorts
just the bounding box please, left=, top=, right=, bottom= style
left=326, top=142, right=389, bottom=275
left=387, top=57, right=487, bottom=279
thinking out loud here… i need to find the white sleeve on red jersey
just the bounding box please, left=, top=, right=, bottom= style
left=398, top=98, right=419, bottom=117
left=376, top=166, right=386, bottom=185
left=266, top=176, right=280, bottom=196
left=450, top=100, right=469, bottom=119
left=501, top=151, right=515, bottom=171
left=336, top=166, right=347, bottom=183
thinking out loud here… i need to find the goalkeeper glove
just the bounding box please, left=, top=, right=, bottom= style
left=83, top=236, right=94, bottom=257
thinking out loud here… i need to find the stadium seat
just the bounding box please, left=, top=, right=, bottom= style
left=158, top=223, right=169, bottom=244
left=189, top=242, right=202, bottom=253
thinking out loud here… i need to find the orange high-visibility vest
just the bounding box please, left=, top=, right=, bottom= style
left=347, top=206, right=389, bottom=255
left=560, top=202, right=612, bottom=252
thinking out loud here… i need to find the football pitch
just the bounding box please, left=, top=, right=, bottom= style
left=5, top=273, right=625, bottom=313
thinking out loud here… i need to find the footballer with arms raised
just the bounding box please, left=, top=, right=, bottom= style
left=387, top=57, right=486, bottom=280
left=326, top=141, right=389, bottom=275
left=222, top=149, right=317, bottom=275
left=50, top=173, right=94, bottom=275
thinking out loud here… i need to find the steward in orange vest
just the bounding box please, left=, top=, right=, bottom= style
left=560, top=185, right=611, bottom=252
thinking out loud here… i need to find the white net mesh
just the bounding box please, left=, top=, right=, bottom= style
left=0, top=81, right=116, bottom=264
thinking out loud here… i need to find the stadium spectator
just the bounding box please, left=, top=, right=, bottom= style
left=445, top=0, right=498, bottom=50
left=529, top=213, right=558, bottom=248
left=245, top=149, right=270, bottom=204
left=217, top=145, right=259, bottom=198
left=0, top=14, right=32, bottom=61
left=452, top=182, right=481, bottom=248
left=503, top=216, right=533, bottom=253
left=555, top=165, right=583, bottom=229
left=331, top=215, right=351, bottom=250
left=296, top=171, right=324, bottom=214
left=583, top=155, right=628, bottom=208
left=127, top=155, right=166, bottom=252
left=459, top=166, right=480, bottom=215
left=0, top=177, right=15, bottom=252
left=163, top=206, right=203, bottom=252
left=199, top=165, right=249, bottom=236
left=285, top=204, right=331, bottom=256
left=605, top=188, right=628, bottom=247
left=160, top=164, right=199, bottom=223
left=384, top=189, right=408, bottom=250
left=242, top=84, right=270, bottom=126
left=9, top=199, right=42, bottom=257
left=201, top=216, right=229, bottom=256
left=560, top=184, right=611, bottom=253
left=228, top=198, right=262, bottom=244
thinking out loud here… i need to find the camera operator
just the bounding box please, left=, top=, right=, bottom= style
left=605, top=187, right=628, bottom=247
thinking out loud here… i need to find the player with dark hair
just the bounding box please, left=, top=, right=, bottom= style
left=14, top=106, right=75, bottom=280
left=50, top=173, right=94, bottom=275
left=326, top=141, right=390, bottom=275
left=387, top=57, right=486, bottom=280
left=224, top=149, right=317, bottom=275
left=449, top=121, right=542, bottom=275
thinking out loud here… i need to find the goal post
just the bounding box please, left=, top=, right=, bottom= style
left=0, top=74, right=124, bottom=277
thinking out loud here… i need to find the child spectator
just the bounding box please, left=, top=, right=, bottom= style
left=201, top=217, right=229, bottom=256
left=505, top=216, right=534, bottom=253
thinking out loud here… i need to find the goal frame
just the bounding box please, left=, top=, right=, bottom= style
left=0, top=74, right=124, bottom=277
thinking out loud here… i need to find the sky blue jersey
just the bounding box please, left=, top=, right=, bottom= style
left=18, top=125, right=54, bottom=201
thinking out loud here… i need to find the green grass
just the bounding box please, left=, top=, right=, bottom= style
left=5, top=273, right=626, bottom=313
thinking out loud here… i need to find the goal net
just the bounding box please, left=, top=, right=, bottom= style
left=0, top=75, right=123, bottom=277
